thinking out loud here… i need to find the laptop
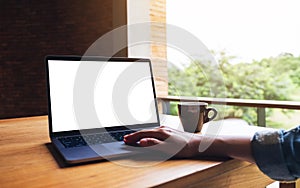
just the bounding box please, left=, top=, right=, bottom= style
left=45, top=55, right=160, bottom=164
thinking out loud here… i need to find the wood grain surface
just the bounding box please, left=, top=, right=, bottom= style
left=0, top=116, right=274, bottom=188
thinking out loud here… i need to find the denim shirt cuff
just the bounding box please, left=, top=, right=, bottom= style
left=251, top=129, right=296, bottom=181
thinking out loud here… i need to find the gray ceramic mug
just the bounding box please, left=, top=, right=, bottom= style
left=178, top=102, right=218, bottom=133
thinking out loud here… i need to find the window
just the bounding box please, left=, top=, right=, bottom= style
left=166, top=0, right=300, bottom=128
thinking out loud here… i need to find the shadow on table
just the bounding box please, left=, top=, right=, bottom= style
left=45, top=143, right=107, bottom=168
left=45, top=143, right=228, bottom=168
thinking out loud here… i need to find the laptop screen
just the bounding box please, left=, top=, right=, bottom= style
left=46, top=57, right=159, bottom=133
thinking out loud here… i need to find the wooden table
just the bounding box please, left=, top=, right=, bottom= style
left=0, top=115, right=275, bottom=188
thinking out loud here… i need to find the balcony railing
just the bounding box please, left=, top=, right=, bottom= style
left=157, top=96, right=300, bottom=127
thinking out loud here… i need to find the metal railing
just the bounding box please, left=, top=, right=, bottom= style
left=158, top=96, right=300, bottom=127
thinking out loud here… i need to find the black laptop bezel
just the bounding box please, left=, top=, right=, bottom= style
left=45, top=55, right=160, bottom=139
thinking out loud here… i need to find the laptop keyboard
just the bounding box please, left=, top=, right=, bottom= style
left=58, top=130, right=135, bottom=148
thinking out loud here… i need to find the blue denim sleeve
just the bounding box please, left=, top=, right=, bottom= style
left=251, top=126, right=300, bottom=181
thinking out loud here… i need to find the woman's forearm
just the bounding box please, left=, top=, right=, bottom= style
left=194, top=135, right=255, bottom=163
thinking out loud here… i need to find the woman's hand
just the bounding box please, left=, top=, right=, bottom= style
left=124, top=125, right=255, bottom=163
left=123, top=126, right=201, bottom=158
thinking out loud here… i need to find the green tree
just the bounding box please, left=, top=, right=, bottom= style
left=168, top=51, right=300, bottom=125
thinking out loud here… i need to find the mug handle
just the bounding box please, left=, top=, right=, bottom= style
left=204, top=108, right=218, bottom=123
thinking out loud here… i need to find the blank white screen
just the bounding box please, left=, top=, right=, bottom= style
left=48, top=60, right=158, bottom=132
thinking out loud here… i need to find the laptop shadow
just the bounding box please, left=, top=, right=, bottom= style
left=45, top=143, right=170, bottom=168
left=45, top=143, right=227, bottom=168
left=45, top=143, right=106, bottom=168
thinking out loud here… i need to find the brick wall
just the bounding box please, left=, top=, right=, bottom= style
left=150, top=0, right=168, bottom=97
left=0, top=1, right=125, bottom=118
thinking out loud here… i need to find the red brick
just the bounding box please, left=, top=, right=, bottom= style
left=0, top=0, right=115, bottom=118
